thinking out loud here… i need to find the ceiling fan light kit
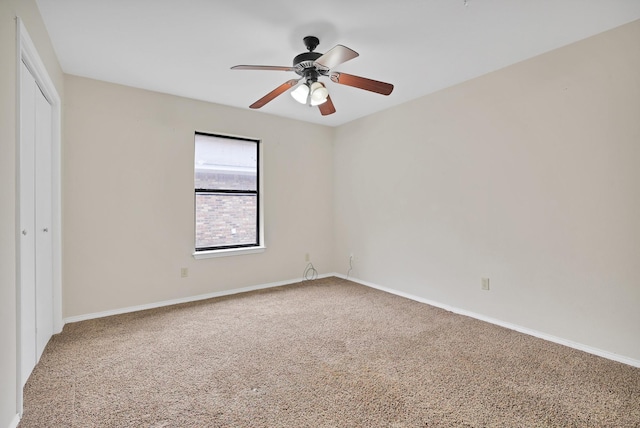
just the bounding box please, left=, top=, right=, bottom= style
left=289, top=80, right=328, bottom=106
left=231, top=36, right=394, bottom=116
left=310, top=82, right=329, bottom=106
left=291, top=83, right=309, bottom=104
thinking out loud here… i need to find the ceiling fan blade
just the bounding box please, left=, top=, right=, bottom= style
left=249, top=79, right=299, bottom=109
left=231, top=65, right=295, bottom=72
left=318, top=94, right=336, bottom=116
left=314, top=45, right=359, bottom=70
left=330, top=72, right=394, bottom=95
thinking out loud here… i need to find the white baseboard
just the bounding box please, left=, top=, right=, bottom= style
left=63, top=273, right=335, bottom=324
left=7, top=414, right=20, bottom=428
left=62, top=272, right=640, bottom=368
left=337, top=274, right=640, bottom=368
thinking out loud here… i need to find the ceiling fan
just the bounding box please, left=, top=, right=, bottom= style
left=231, top=36, right=394, bottom=116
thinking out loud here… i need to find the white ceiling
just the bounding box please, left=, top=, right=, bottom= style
left=36, top=0, right=640, bottom=127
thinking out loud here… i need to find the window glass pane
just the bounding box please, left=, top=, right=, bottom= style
left=195, top=193, right=257, bottom=248
left=195, top=134, right=257, bottom=191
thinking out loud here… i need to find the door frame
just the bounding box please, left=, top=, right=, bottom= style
left=15, top=16, right=63, bottom=415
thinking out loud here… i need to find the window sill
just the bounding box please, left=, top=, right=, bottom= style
left=192, top=246, right=266, bottom=259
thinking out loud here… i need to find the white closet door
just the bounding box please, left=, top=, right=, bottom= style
left=35, top=83, right=53, bottom=361
left=19, top=60, right=37, bottom=387
left=20, top=59, right=54, bottom=386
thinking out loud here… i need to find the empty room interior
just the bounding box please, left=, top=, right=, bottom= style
left=2, top=0, right=640, bottom=426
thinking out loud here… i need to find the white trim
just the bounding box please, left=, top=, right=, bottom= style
left=17, top=17, right=63, bottom=334
left=336, top=274, right=640, bottom=368
left=193, top=245, right=266, bottom=259
left=17, top=17, right=63, bottom=333
left=192, top=134, right=265, bottom=259
left=15, top=16, right=63, bottom=417
left=7, top=414, right=20, bottom=428
left=63, top=273, right=335, bottom=324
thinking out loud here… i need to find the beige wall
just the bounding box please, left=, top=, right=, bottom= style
left=63, top=76, right=335, bottom=317
left=0, top=0, right=64, bottom=426
left=334, top=20, right=640, bottom=361
left=3, top=8, right=639, bottom=425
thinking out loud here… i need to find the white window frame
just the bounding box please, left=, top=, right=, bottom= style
left=192, top=132, right=265, bottom=259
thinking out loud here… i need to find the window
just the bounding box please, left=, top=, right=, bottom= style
left=194, top=132, right=262, bottom=256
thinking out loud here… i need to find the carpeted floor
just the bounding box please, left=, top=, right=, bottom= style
left=19, top=277, right=640, bottom=427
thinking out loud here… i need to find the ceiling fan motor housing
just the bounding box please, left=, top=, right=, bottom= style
left=293, top=51, right=323, bottom=75
left=293, top=36, right=330, bottom=78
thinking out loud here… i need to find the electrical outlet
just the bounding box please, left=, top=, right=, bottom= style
left=481, top=278, right=490, bottom=291
left=181, top=267, right=188, bottom=278
left=305, top=253, right=310, bottom=262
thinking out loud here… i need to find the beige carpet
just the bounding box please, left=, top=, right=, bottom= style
left=19, top=277, right=640, bottom=427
